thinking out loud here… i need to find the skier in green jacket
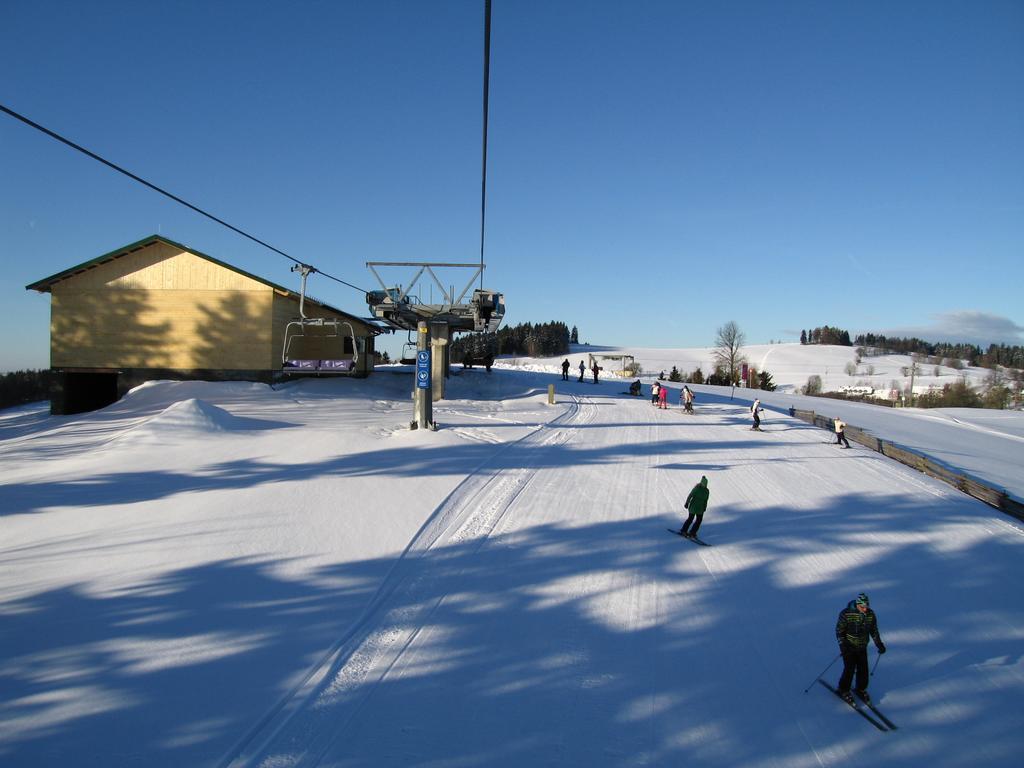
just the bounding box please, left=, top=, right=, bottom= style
left=679, top=476, right=710, bottom=539
left=835, top=592, right=886, bottom=704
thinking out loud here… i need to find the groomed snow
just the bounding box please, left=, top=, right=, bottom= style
left=2, top=365, right=1022, bottom=767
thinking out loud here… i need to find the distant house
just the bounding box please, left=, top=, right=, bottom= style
left=27, top=235, right=384, bottom=414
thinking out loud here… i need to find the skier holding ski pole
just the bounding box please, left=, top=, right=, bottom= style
left=835, top=417, right=851, bottom=448
left=835, top=592, right=886, bottom=704
left=803, top=653, right=842, bottom=694
left=682, top=385, right=694, bottom=414
left=750, top=398, right=764, bottom=431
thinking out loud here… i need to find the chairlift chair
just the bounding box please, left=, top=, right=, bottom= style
left=399, top=333, right=417, bottom=365
left=281, top=264, right=359, bottom=375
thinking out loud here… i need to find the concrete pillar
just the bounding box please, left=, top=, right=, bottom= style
left=430, top=321, right=449, bottom=402
left=412, top=322, right=435, bottom=430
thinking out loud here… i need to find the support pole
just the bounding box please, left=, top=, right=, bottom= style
left=430, top=321, right=449, bottom=402
left=412, top=322, right=435, bottom=430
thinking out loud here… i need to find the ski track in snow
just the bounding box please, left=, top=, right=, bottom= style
left=221, top=397, right=595, bottom=768
left=6, top=370, right=1024, bottom=768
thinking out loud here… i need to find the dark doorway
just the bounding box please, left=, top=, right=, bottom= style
left=52, top=371, right=119, bottom=414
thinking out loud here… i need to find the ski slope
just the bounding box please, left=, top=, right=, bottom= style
left=2, top=369, right=1023, bottom=767
left=508, top=345, right=1024, bottom=503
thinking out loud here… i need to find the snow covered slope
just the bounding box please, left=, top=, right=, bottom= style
left=2, top=370, right=1022, bottom=767
left=511, top=342, right=999, bottom=396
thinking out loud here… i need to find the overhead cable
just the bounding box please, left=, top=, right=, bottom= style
left=0, top=102, right=367, bottom=294
left=479, top=0, right=492, bottom=289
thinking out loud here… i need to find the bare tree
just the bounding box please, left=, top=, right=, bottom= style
left=713, top=321, right=746, bottom=396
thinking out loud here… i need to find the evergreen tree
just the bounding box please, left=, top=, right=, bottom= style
left=800, top=330, right=807, bottom=345
left=570, top=325, right=579, bottom=344
left=0, top=369, right=53, bottom=409
left=669, top=366, right=683, bottom=382
left=707, top=366, right=734, bottom=386
left=850, top=333, right=1015, bottom=368
left=804, top=325, right=853, bottom=346
left=451, top=320, right=573, bottom=361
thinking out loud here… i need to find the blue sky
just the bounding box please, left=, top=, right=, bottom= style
left=2, top=0, right=1022, bottom=370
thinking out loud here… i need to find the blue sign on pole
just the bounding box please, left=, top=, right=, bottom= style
left=416, top=349, right=431, bottom=389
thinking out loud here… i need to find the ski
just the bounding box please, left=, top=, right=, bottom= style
left=858, top=696, right=898, bottom=730
left=666, top=529, right=711, bottom=546
left=817, top=680, right=888, bottom=731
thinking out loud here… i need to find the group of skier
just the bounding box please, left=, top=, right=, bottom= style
left=558, top=364, right=883, bottom=710
left=673, top=472, right=887, bottom=705
left=561, top=358, right=601, bottom=384
left=650, top=381, right=668, bottom=409
left=646, top=381, right=696, bottom=412
left=666, top=394, right=886, bottom=710
left=561, top=362, right=880, bottom=707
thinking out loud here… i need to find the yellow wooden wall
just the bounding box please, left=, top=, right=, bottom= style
left=47, top=240, right=374, bottom=372
left=51, top=289, right=276, bottom=369
left=62, top=241, right=270, bottom=291
left=49, top=242, right=275, bottom=369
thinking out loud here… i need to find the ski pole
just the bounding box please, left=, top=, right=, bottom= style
left=803, top=653, right=842, bottom=693
left=871, top=651, right=882, bottom=677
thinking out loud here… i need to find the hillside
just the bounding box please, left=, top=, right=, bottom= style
left=507, top=342, right=1001, bottom=398
left=2, top=368, right=1023, bottom=767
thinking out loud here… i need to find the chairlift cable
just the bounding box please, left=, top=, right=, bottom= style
left=479, top=0, right=491, bottom=291
left=0, top=102, right=368, bottom=295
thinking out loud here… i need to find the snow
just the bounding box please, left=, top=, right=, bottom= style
left=2, top=358, right=1023, bottom=767
left=511, top=342, right=997, bottom=397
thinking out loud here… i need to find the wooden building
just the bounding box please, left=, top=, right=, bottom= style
left=27, top=235, right=383, bottom=414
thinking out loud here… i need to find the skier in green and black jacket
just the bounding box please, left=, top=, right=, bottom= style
left=679, top=476, right=710, bottom=539
left=835, top=592, right=886, bottom=704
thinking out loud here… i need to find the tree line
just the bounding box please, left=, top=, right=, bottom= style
left=660, top=365, right=776, bottom=391
left=853, top=334, right=1024, bottom=369
left=0, top=369, right=52, bottom=410
left=450, top=321, right=575, bottom=362
left=797, top=326, right=1023, bottom=370
left=800, top=326, right=852, bottom=346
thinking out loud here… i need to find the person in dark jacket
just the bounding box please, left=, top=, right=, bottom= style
left=679, top=476, right=710, bottom=538
left=835, top=592, right=886, bottom=704
left=561, top=359, right=570, bottom=381
left=578, top=360, right=585, bottom=382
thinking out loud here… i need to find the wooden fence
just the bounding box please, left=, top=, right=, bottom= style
left=789, top=408, right=1024, bottom=523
